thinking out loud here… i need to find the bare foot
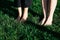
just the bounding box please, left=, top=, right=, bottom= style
left=44, top=17, right=52, bottom=26
left=23, top=13, right=28, bottom=20
left=20, top=13, right=28, bottom=22
left=16, top=16, right=21, bottom=21
left=41, top=17, right=46, bottom=25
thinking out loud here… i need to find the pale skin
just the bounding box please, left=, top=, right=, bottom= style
left=17, top=7, right=28, bottom=21
left=41, top=0, right=57, bottom=25
left=17, top=0, right=57, bottom=26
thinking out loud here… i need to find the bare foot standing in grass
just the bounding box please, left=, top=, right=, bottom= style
left=40, top=0, right=57, bottom=26
left=17, top=0, right=32, bottom=22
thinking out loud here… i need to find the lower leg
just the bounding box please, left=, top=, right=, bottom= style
left=21, top=7, right=28, bottom=20
left=18, top=7, right=22, bottom=17
left=17, top=7, right=22, bottom=21
left=41, top=0, right=47, bottom=25
left=44, top=0, right=57, bottom=25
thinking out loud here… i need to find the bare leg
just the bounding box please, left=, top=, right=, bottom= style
left=21, top=8, right=28, bottom=21
left=41, top=0, right=57, bottom=25
left=17, top=7, right=22, bottom=20
left=41, top=0, right=47, bottom=25
left=44, top=0, right=57, bottom=25
left=18, top=7, right=22, bottom=17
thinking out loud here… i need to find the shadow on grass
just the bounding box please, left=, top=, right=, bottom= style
left=0, top=0, right=60, bottom=39
left=29, top=8, right=44, bottom=21
left=0, top=0, right=18, bottom=18
left=0, top=0, right=43, bottom=20
left=25, top=20, right=60, bottom=39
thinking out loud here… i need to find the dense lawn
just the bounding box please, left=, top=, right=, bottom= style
left=0, top=0, right=60, bottom=40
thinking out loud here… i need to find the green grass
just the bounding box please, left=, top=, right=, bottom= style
left=0, top=0, right=60, bottom=40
